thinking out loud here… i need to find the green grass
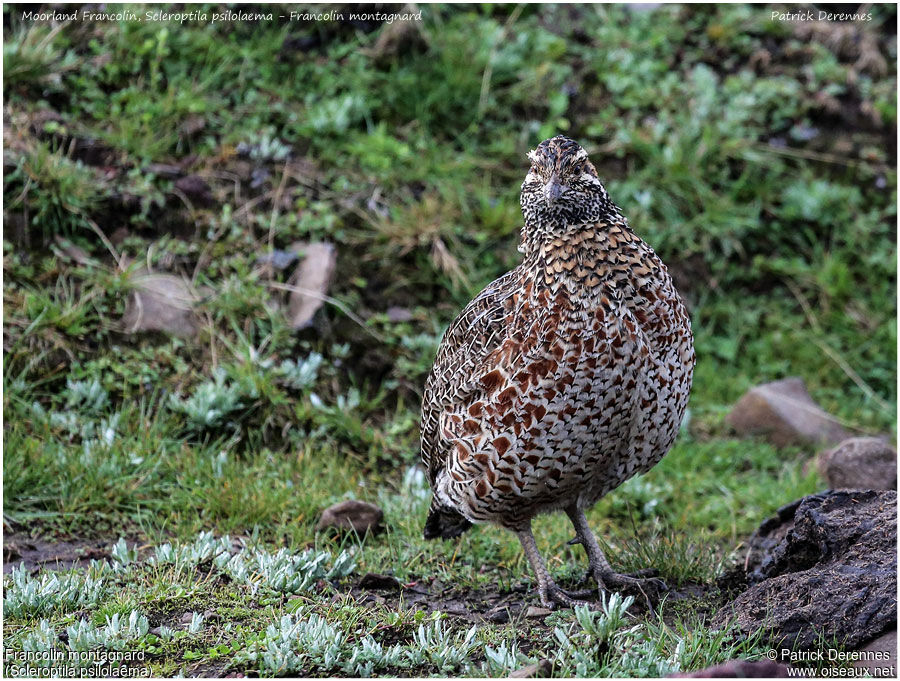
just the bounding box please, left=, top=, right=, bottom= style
left=3, top=3, right=896, bottom=677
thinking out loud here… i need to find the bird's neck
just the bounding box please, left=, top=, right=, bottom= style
left=522, top=220, right=640, bottom=298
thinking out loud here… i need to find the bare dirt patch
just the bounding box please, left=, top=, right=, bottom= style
left=3, top=532, right=113, bottom=573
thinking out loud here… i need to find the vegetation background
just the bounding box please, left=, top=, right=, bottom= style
left=3, top=3, right=896, bottom=677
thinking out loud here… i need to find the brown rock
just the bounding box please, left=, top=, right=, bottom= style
left=510, top=659, right=553, bottom=678
left=174, top=175, right=214, bottom=206
left=358, top=573, right=401, bottom=591
left=316, top=500, right=383, bottom=535
left=386, top=306, right=413, bottom=323
left=852, top=630, right=897, bottom=676
left=110, top=226, right=132, bottom=246
left=715, top=490, right=897, bottom=650
left=670, top=660, right=790, bottom=677
left=725, top=377, right=850, bottom=448
left=525, top=606, right=552, bottom=619
left=286, top=242, right=336, bottom=329
left=179, top=114, right=206, bottom=138
left=818, top=437, right=897, bottom=490
left=121, top=270, right=204, bottom=338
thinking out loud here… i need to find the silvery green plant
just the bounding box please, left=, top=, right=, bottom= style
left=238, top=614, right=345, bottom=675
left=552, top=593, right=681, bottom=677
left=220, top=546, right=355, bottom=595
left=211, top=450, right=228, bottom=478
left=378, top=465, right=431, bottom=522
left=150, top=531, right=232, bottom=567
left=237, top=612, right=426, bottom=676
left=49, top=409, right=79, bottom=433
left=409, top=619, right=478, bottom=673
left=187, top=612, right=205, bottom=634
left=65, top=378, right=109, bottom=412
left=613, top=637, right=681, bottom=678
left=6, top=620, right=60, bottom=673
left=327, top=549, right=356, bottom=579
left=403, top=465, right=429, bottom=500
left=17, top=619, right=58, bottom=653
left=110, top=538, right=137, bottom=572
left=575, top=593, right=633, bottom=641
left=156, top=625, right=175, bottom=641
left=275, top=353, right=323, bottom=391
left=4, top=564, right=106, bottom=617
left=341, top=635, right=408, bottom=676
left=482, top=640, right=536, bottom=677
left=168, top=368, right=253, bottom=430
left=47, top=407, right=120, bottom=452
left=237, top=132, right=292, bottom=162
left=67, top=610, right=149, bottom=651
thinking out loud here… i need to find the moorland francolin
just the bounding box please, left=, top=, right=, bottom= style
left=421, top=136, right=695, bottom=609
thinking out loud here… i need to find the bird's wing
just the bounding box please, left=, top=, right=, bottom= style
left=421, top=268, right=521, bottom=484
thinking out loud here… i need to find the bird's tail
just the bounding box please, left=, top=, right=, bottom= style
left=424, top=500, right=472, bottom=540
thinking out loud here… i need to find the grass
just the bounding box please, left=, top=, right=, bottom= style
left=3, top=3, right=896, bottom=677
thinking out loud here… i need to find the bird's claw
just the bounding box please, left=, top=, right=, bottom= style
left=560, top=587, right=598, bottom=600
left=595, top=570, right=668, bottom=604
left=540, top=583, right=594, bottom=611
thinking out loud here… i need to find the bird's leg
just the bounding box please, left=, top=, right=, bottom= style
left=565, top=506, right=667, bottom=600
left=516, top=525, right=591, bottom=610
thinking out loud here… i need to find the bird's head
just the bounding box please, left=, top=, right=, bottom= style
left=519, top=136, right=612, bottom=240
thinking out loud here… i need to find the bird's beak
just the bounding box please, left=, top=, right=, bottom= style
left=544, top=174, right=566, bottom=205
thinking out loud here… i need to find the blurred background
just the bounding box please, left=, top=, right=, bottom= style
left=3, top=3, right=895, bottom=557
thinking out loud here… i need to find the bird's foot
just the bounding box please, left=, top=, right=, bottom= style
left=539, top=582, right=594, bottom=611
left=551, top=568, right=666, bottom=602
left=559, top=587, right=599, bottom=600
left=595, top=569, right=668, bottom=605
left=558, top=570, right=665, bottom=602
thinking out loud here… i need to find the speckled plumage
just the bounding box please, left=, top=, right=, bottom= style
left=421, top=136, right=695, bottom=608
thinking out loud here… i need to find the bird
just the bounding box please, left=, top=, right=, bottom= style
left=420, top=135, right=695, bottom=609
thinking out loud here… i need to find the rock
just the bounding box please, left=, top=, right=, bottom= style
left=316, top=500, right=383, bottom=535
left=484, top=606, right=510, bottom=624
left=121, top=270, right=204, bottom=338
left=386, top=306, right=414, bottom=323
left=714, top=490, right=896, bottom=650
left=525, top=606, right=552, bottom=619
left=358, top=573, right=401, bottom=591
left=174, top=174, right=214, bottom=206
left=286, top=242, right=336, bottom=330
left=817, top=437, right=896, bottom=490
left=725, top=377, right=850, bottom=448
left=510, top=659, right=553, bottom=678
left=852, top=629, right=897, bottom=676
left=109, top=226, right=132, bottom=246
left=179, top=114, right=206, bottom=138
left=670, top=660, right=790, bottom=677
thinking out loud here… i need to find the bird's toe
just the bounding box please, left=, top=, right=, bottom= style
left=595, top=570, right=668, bottom=603
left=540, top=583, right=593, bottom=610
left=559, top=587, right=598, bottom=600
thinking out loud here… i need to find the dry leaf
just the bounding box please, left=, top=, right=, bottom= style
left=287, top=242, right=336, bottom=329
left=121, top=269, right=203, bottom=338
